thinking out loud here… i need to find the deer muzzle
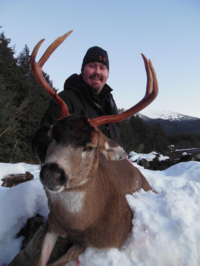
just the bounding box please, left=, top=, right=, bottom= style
left=40, top=163, right=68, bottom=192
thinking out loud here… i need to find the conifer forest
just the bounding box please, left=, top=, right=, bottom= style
left=0, top=30, right=52, bottom=163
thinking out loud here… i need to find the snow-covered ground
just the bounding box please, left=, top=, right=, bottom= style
left=129, top=151, right=170, bottom=163
left=0, top=159, right=200, bottom=266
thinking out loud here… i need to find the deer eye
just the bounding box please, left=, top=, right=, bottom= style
left=83, top=146, right=94, bottom=152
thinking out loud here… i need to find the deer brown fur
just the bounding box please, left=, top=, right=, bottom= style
left=9, top=31, right=158, bottom=266
left=38, top=115, right=153, bottom=265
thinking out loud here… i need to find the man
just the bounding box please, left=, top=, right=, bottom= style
left=32, top=46, right=122, bottom=162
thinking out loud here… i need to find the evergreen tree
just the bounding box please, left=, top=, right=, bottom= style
left=151, top=123, right=169, bottom=152
left=13, top=44, right=52, bottom=163
left=0, top=32, right=17, bottom=81
left=168, top=133, right=200, bottom=149
left=0, top=75, right=19, bottom=162
left=129, top=115, right=154, bottom=152
left=120, top=120, right=135, bottom=154
left=0, top=31, right=51, bottom=163
left=120, top=115, right=170, bottom=154
left=0, top=33, right=22, bottom=162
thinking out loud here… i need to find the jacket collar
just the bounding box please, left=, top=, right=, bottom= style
left=63, top=74, right=116, bottom=115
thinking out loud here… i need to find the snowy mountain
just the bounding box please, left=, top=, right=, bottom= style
left=134, top=110, right=200, bottom=135
left=138, top=110, right=200, bottom=121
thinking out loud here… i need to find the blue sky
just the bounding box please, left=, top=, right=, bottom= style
left=1, top=0, right=200, bottom=118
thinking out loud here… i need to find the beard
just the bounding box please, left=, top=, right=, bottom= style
left=88, top=74, right=104, bottom=94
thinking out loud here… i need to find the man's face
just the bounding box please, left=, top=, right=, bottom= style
left=82, top=62, right=109, bottom=94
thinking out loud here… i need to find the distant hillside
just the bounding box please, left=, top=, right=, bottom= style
left=137, top=111, right=200, bottom=135
left=139, top=110, right=200, bottom=121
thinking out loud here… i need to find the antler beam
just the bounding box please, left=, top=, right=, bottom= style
left=30, top=31, right=73, bottom=118
left=89, top=54, right=158, bottom=128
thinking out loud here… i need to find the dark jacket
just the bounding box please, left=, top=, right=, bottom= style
left=32, top=74, right=122, bottom=162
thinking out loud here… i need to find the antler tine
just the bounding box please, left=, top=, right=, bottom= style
left=141, top=53, right=153, bottom=96
left=38, top=31, right=73, bottom=68
left=30, top=31, right=73, bottom=118
left=89, top=54, right=158, bottom=128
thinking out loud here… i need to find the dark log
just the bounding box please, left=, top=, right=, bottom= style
left=1, top=172, right=34, bottom=187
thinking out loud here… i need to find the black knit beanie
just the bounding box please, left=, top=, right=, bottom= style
left=81, top=46, right=109, bottom=71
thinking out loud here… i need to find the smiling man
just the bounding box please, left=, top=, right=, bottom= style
left=81, top=47, right=109, bottom=94
left=32, top=46, right=122, bottom=162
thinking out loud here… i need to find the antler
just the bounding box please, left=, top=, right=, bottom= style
left=89, top=54, right=158, bottom=127
left=30, top=31, right=73, bottom=118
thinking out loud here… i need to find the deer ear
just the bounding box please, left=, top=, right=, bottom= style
left=101, top=139, right=128, bottom=161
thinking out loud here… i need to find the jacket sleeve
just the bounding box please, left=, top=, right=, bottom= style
left=32, top=91, right=73, bottom=162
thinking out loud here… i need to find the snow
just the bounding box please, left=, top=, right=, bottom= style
left=0, top=159, right=200, bottom=266
left=0, top=163, right=49, bottom=265
left=139, top=110, right=199, bottom=121
left=157, top=154, right=170, bottom=161
left=176, top=148, right=198, bottom=152
left=129, top=151, right=169, bottom=163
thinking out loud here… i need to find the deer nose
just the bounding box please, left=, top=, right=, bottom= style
left=40, top=163, right=67, bottom=191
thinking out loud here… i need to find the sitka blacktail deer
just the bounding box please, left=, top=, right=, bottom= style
left=10, top=31, right=158, bottom=266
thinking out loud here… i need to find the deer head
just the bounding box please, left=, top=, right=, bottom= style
left=40, top=114, right=127, bottom=193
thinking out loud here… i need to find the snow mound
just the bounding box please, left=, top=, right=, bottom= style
left=0, top=161, right=200, bottom=265
left=129, top=151, right=169, bottom=163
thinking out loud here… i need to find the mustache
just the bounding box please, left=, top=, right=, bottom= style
left=89, top=73, right=102, bottom=80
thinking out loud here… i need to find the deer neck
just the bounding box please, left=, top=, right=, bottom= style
left=47, top=161, right=108, bottom=232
